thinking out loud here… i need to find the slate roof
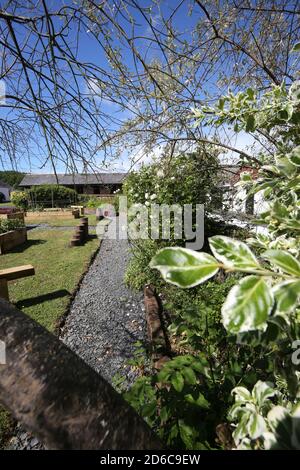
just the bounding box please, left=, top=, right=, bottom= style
left=0, top=179, right=12, bottom=189
left=19, top=173, right=126, bottom=187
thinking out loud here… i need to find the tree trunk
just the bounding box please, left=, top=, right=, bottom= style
left=0, top=299, right=161, bottom=450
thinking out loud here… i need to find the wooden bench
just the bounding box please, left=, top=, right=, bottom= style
left=0, top=265, right=35, bottom=301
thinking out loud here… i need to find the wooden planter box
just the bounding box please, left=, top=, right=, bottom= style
left=0, top=228, right=27, bottom=255
left=6, top=212, right=25, bottom=223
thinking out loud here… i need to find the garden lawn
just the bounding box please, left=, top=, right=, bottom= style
left=0, top=227, right=100, bottom=446
left=25, top=212, right=98, bottom=227
left=0, top=228, right=100, bottom=331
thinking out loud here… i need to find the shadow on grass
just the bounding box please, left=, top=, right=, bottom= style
left=26, top=224, right=42, bottom=231
left=15, top=289, right=70, bottom=309
left=6, top=239, right=47, bottom=254
left=87, top=234, right=98, bottom=240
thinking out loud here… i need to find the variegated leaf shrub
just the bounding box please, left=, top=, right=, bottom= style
left=151, top=77, right=300, bottom=449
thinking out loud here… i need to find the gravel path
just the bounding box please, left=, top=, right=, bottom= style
left=60, top=226, right=146, bottom=383
left=6, top=221, right=146, bottom=449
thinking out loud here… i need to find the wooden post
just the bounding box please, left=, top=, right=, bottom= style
left=0, top=299, right=161, bottom=450
left=0, top=265, right=35, bottom=301
left=0, top=279, right=8, bottom=301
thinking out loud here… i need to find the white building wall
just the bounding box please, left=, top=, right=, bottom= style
left=254, top=191, right=269, bottom=215
left=222, top=187, right=268, bottom=216
left=0, top=187, right=10, bottom=201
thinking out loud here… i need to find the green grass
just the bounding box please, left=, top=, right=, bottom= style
left=0, top=202, right=14, bottom=207
left=25, top=212, right=98, bottom=227
left=1, top=228, right=100, bottom=330
left=0, top=226, right=101, bottom=446
left=0, top=410, right=14, bottom=447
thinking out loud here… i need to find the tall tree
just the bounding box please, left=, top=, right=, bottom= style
left=0, top=1, right=299, bottom=172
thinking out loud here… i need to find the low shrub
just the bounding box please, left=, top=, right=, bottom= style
left=123, top=275, right=241, bottom=450
left=163, top=276, right=238, bottom=351
left=0, top=407, right=15, bottom=448
left=28, top=185, right=77, bottom=208
left=125, top=239, right=185, bottom=290
left=10, top=190, right=29, bottom=210
left=78, top=195, right=116, bottom=208
left=0, top=218, right=25, bottom=234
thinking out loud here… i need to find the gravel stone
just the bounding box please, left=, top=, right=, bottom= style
left=60, top=228, right=146, bottom=384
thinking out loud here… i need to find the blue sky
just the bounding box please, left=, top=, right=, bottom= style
left=0, top=1, right=264, bottom=174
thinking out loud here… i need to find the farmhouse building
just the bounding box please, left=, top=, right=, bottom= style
left=19, top=173, right=126, bottom=195
left=218, top=165, right=267, bottom=216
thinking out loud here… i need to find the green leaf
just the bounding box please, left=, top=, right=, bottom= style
left=246, top=88, right=255, bottom=100
left=252, top=381, right=276, bottom=407
left=178, top=420, right=195, bottom=449
left=231, top=386, right=253, bottom=403
left=190, top=355, right=211, bottom=377
left=222, top=275, right=274, bottom=334
left=275, top=156, right=297, bottom=176
left=195, top=392, right=210, bottom=409
left=171, top=371, right=184, bottom=392
left=266, top=405, right=300, bottom=450
left=263, top=250, right=300, bottom=277
left=185, top=392, right=210, bottom=409
left=291, top=42, right=300, bottom=52
left=218, top=98, right=225, bottom=110
left=246, top=114, right=255, bottom=132
left=142, top=402, right=157, bottom=418
left=267, top=406, right=290, bottom=434
left=232, top=411, right=251, bottom=443
left=287, top=146, right=300, bottom=166
left=273, top=280, right=300, bottom=314
left=247, top=412, right=267, bottom=439
left=182, top=367, right=197, bottom=385
left=157, top=367, right=171, bottom=382
left=240, top=172, right=252, bottom=182
left=150, top=247, right=219, bottom=288
left=159, top=406, right=170, bottom=424
left=209, top=236, right=260, bottom=270
left=168, top=424, right=179, bottom=443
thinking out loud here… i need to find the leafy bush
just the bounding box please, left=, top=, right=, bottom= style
left=164, top=276, right=238, bottom=350
left=150, top=78, right=300, bottom=449
left=124, top=150, right=221, bottom=211
left=124, top=277, right=239, bottom=449
left=0, top=171, right=25, bottom=188
left=0, top=407, right=14, bottom=448
left=77, top=195, right=116, bottom=208
left=125, top=219, right=248, bottom=291
left=0, top=192, right=5, bottom=203
left=10, top=191, right=29, bottom=210
left=124, top=149, right=226, bottom=291
left=84, top=197, right=101, bottom=208
left=125, top=239, right=182, bottom=290
left=0, top=218, right=25, bottom=234
left=28, top=185, right=77, bottom=207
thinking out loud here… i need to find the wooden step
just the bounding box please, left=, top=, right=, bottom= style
left=0, top=265, right=35, bottom=281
